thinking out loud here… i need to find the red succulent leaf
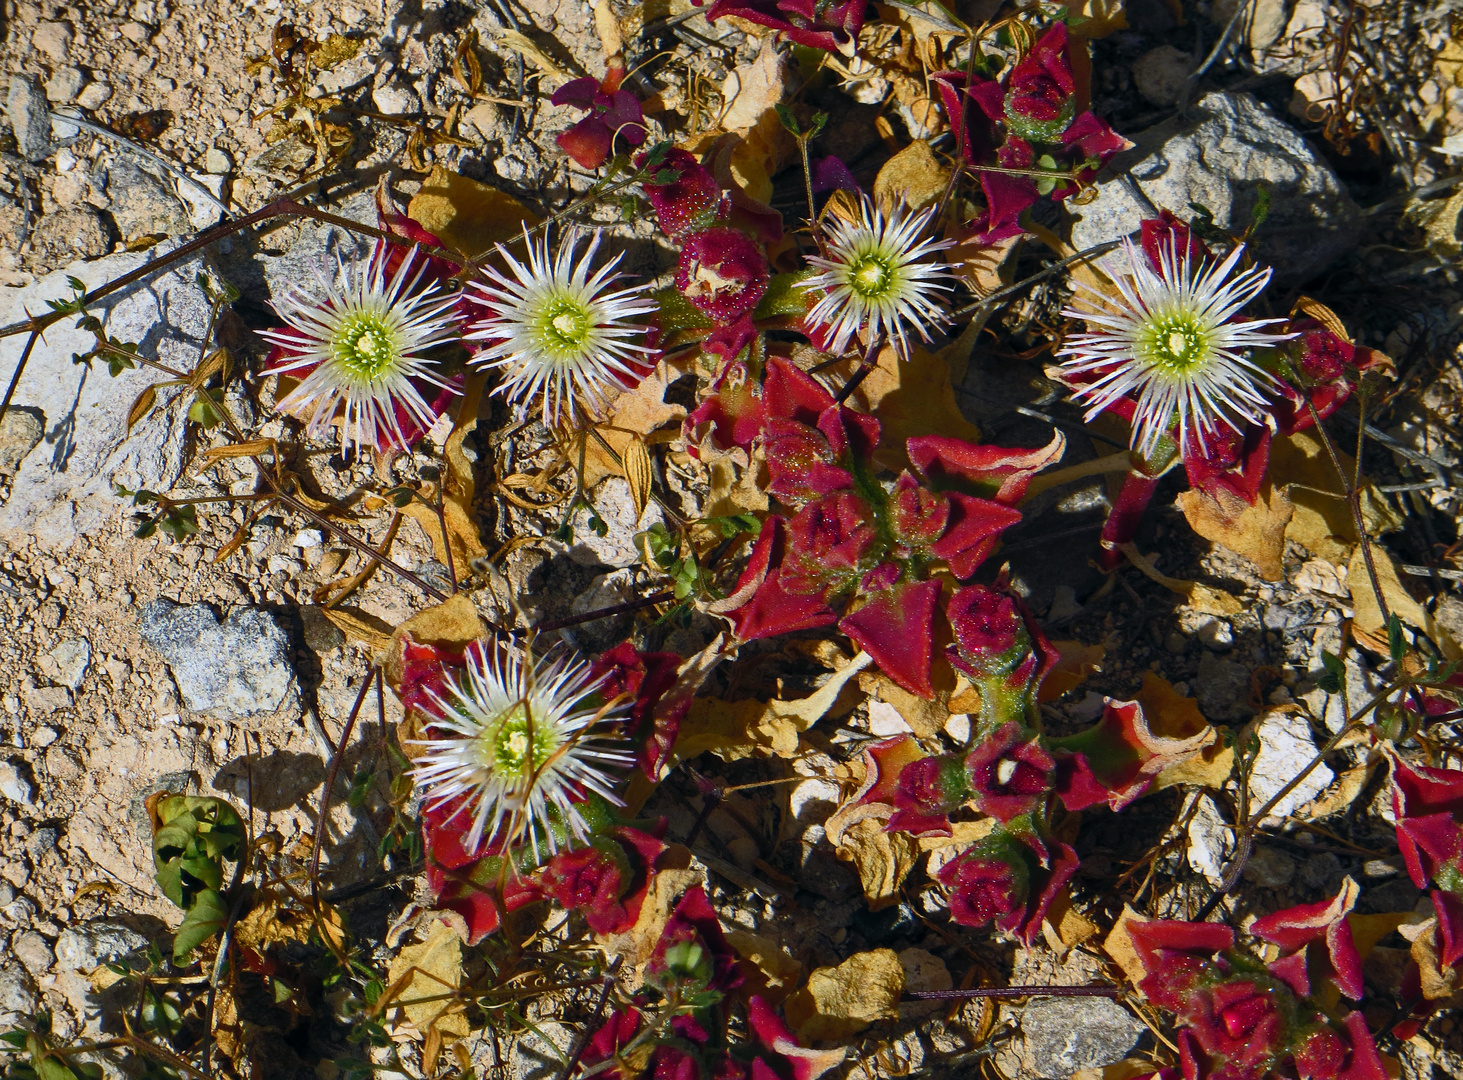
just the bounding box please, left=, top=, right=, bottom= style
left=889, top=475, right=951, bottom=548
left=647, top=886, right=743, bottom=995
left=781, top=492, right=880, bottom=591
left=746, top=996, right=845, bottom=1080
left=421, top=796, right=544, bottom=944
left=944, top=584, right=1057, bottom=736
left=839, top=578, right=942, bottom=698
left=1390, top=756, right=1463, bottom=889
left=724, top=516, right=839, bottom=642
left=703, top=314, right=762, bottom=363
left=929, top=70, right=1004, bottom=166
left=815, top=402, right=881, bottom=473
left=1051, top=697, right=1220, bottom=812
left=907, top=431, right=1065, bottom=504
left=641, top=147, right=727, bottom=239
left=1183, top=979, right=1288, bottom=1080
left=590, top=643, right=686, bottom=779
left=685, top=360, right=768, bottom=455
left=1124, top=917, right=1233, bottom=1011
left=1182, top=423, right=1271, bottom=508
left=762, top=418, right=853, bottom=503
left=557, top=115, right=617, bottom=171
left=1003, top=24, right=1076, bottom=141
left=889, top=753, right=970, bottom=836
left=700, top=0, right=865, bottom=53
left=1058, top=110, right=1131, bottom=173
left=538, top=826, right=667, bottom=935
left=1249, top=879, right=1364, bottom=1001
left=964, top=721, right=1055, bottom=822
left=1292, top=1012, right=1389, bottom=1080
left=397, top=636, right=468, bottom=718
left=678, top=227, right=770, bottom=325
left=764, top=356, right=834, bottom=425
left=927, top=490, right=1024, bottom=579
left=938, top=831, right=1077, bottom=944
left=579, top=1008, right=644, bottom=1080
left=1140, top=210, right=1210, bottom=269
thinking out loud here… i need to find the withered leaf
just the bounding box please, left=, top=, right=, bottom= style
left=623, top=433, right=655, bottom=520
left=126, top=385, right=157, bottom=432
left=784, top=948, right=906, bottom=1041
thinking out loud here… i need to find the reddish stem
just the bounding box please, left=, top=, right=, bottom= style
left=1098, top=469, right=1160, bottom=572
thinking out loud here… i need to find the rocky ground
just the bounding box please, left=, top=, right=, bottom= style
left=0, top=0, right=1461, bottom=1079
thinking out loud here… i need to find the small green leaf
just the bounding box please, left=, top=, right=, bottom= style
left=774, top=103, right=800, bottom=137
left=172, top=888, right=228, bottom=963
left=1317, top=651, right=1345, bottom=694
left=1387, top=613, right=1406, bottom=664
left=751, top=271, right=814, bottom=321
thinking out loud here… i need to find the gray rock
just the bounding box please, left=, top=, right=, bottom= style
left=0, top=244, right=207, bottom=548
left=1068, top=91, right=1359, bottom=285
left=55, top=921, right=147, bottom=971
left=47, top=638, right=90, bottom=690
left=105, top=158, right=190, bottom=238
left=10, top=930, right=52, bottom=976
left=1298, top=854, right=1345, bottom=894
left=32, top=206, right=113, bottom=261
left=43, top=67, right=85, bottom=105
left=137, top=599, right=295, bottom=719
left=0, top=961, right=38, bottom=1021
left=1196, top=650, right=1255, bottom=722
left=371, top=79, right=420, bottom=116
left=299, top=605, right=346, bottom=653
left=0, top=760, right=35, bottom=805
left=74, top=82, right=112, bottom=111
left=564, top=477, right=664, bottom=567
left=203, top=147, right=232, bottom=175
left=0, top=408, right=42, bottom=474
left=1021, top=996, right=1145, bottom=1079
left=1132, top=45, right=1192, bottom=107
left=7, top=75, right=50, bottom=162
left=1242, top=845, right=1296, bottom=888
left=1249, top=709, right=1333, bottom=822
left=256, top=189, right=372, bottom=307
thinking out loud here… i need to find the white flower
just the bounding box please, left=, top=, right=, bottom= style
left=465, top=228, right=657, bottom=424
left=409, top=640, right=632, bottom=860
left=259, top=244, right=462, bottom=455
left=800, top=195, right=956, bottom=362
left=1057, top=237, right=1294, bottom=459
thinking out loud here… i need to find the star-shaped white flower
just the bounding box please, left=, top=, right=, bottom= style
left=465, top=228, right=656, bottom=425
left=259, top=244, right=461, bottom=455
left=1057, top=236, right=1294, bottom=459
left=408, top=640, right=631, bottom=860
left=800, top=195, right=956, bottom=362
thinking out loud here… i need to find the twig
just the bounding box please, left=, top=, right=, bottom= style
left=1401, top=564, right=1463, bottom=582
left=904, top=985, right=1120, bottom=1000
left=555, top=957, right=624, bottom=1080
left=532, top=589, right=676, bottom=633
left=51, top=110, right=232, bottom=215
left=948, top=240, right=1122, bottom=321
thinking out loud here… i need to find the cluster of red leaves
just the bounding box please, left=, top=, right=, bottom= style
left=697, top=356, right=1061, bottom=697
left=697, top=0, right=866, bottom=54
left=580, top=888, right=842, bottom=1080
left=848, top=584, right=1222, bottom=943
left=1127, top=894, right=1385, bottom=1080
left=1057, top=213, right=1391, bottom=569
left=399, top=639, right=686, bottom=944
left=933, top=24, right=1128, bottom=243
left=1388, top=756, right=1463, bottom=1032
left=554, top=58, right=648, bottom=170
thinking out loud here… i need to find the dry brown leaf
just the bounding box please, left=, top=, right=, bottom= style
left=785, top=948, right=906, bottom=1041
left=385, top=921, right=470, bottom=1071
left=623, top=434, right=655, bottom=519
left=1133, top=672, right=1234, bottom=791
left=1041, top=888, right=1100, bottom=954
left=872, top=140, right=949, bottom=212
left=720, top=35, right=788, bottom=131
left=401, top=493, right=487, bottom=585
left=1101, top=905, right=1147, bottom=987
left=703, top=442, right=769, bottom=518
left=1274, top=430, right=1404, bottom=562
left=1121, top=545, right=1243, bottom=616
left=583, top=362, right=690, bottom=488
left=1176, top=482, right=1293, bottom=582
left=1073, top=1062, right=1168, bottom=1080
left=833, top=816, right=918, bottom=910
left=493, top=29, right=571, bottom=84
left=1402, top=914, right=1463, bottom=1002
left=1301, top=759, right=1378, bottom=819
left=725, top=928, right=804, bottom=1002
left=1349, top=545, right=1462, bottom=660
left=384, top=594, right=486, bottom=701
left=675, top=651, right=873, bottom=761
left=1038, top=640, right=1107, bottom=702
left=318, top=605, right=396, bottom=653
left=948, top=230, right=1021, bottom=298
left=407, top=164, right=541, bottom=259
left=831, top=319, right=986, bottom=467
left=127, top=385, right=156, bottom=431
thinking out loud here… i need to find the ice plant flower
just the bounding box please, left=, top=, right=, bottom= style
left=259, top=244, right=461, bottom=455
left=466, top=228, right=657, bottom=424
left=1057, top=236, right=1293, bottom=459
left=800, top=194, right=955, bottom=363
left=409, top=639, right=632, bottom=860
